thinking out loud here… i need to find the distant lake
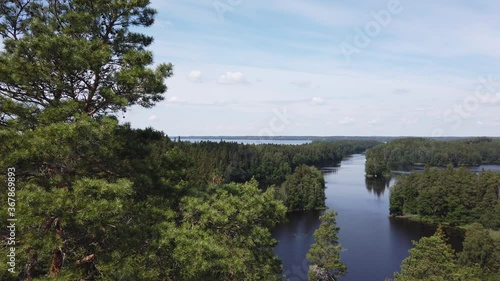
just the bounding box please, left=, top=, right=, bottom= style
left=273, top=154, right=464, bottom=281
left=180, top=137, right=312, bottom=145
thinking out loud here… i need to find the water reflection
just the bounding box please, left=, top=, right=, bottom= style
left=365, top=177, right=391, bottom=197
left=321, top=166, right=340, bottom=186
left=272, top=211, right=321, bottom=281
left=389, top=218, right=464, bottom=252
left=321, top=166, right=340, bottom=175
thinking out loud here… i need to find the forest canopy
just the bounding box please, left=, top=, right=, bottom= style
left=389, top=167, right=500, bottom=229
left=175, top=140, right=379, bottom=187
left=365, top=137, right=500, bottom=177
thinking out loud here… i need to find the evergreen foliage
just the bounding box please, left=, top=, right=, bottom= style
left=306, top=210, right=346, bottom=281
left=391, top=227, right=481, bottom=281
left=458, top=223, right=500, bottom=280
left=176, top=140, right=379, bottom=187
left=390, top=226, right=499, bottom=281
left=389, top=167, right=500, bottom=229
left=366, top=137, right=500, bottom=177
left=278, top=165, right=326, bottom=211
left=0, top=0, right=173, bottom=128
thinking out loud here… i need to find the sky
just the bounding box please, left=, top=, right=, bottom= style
left=123, top=0, right=500, bottom=136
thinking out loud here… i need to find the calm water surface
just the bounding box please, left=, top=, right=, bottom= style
left=273, top=154, right=464, bottom=281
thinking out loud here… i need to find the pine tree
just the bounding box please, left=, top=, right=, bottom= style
left=0, top=0, right=173, bottom=128
left=161, top=179, right=287, bottom=280
left=458, top=223, right=500, bottom=280
left=306, top=210, right=346, bottom=281
left=391, top=227, right=481, bottom=281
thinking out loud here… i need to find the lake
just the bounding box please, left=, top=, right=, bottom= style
left=273, top=154, right=464, bottom=281
left=180, top=137, right=312, bottom=145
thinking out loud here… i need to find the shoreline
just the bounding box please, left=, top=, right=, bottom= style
left=390, top=215, right=500, bottom=241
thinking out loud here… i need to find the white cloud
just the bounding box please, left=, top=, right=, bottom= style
left=188, top=70, right=203, bottom=82
left=311, top=97, right=326, bottom=105
left=217, top=72, right=248, bottom=85
left=339, top=116, right=355, bottom=125
left=148, top=115, right=157, bottom=121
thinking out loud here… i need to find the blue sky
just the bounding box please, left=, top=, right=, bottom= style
left=123, top=0, right=500, bottom=136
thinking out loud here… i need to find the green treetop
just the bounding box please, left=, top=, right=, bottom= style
left=306, top=210, right=347, bottom=281
left=0, top=0, right=173, bottom=128
left=390, top=227, right=481, bottom=281
left=458, top=223, right=500, bottom=280
left=279, top=164, right=326, bottom=211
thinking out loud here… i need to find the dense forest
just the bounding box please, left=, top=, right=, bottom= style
left=383, top=140, right=500, bottom=280
left=0, top=1, right=368, bottom=279
left=175, top=140, right=378, bottom=212
left=365, top=137, right=500, bottom=177
left=173, top=140, right=378, bottom=212
left=176, top=140, right=379, bottom=187
left=0, top=117, right=289, bottom=280
left=390, top=167, right=500, bottom=229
